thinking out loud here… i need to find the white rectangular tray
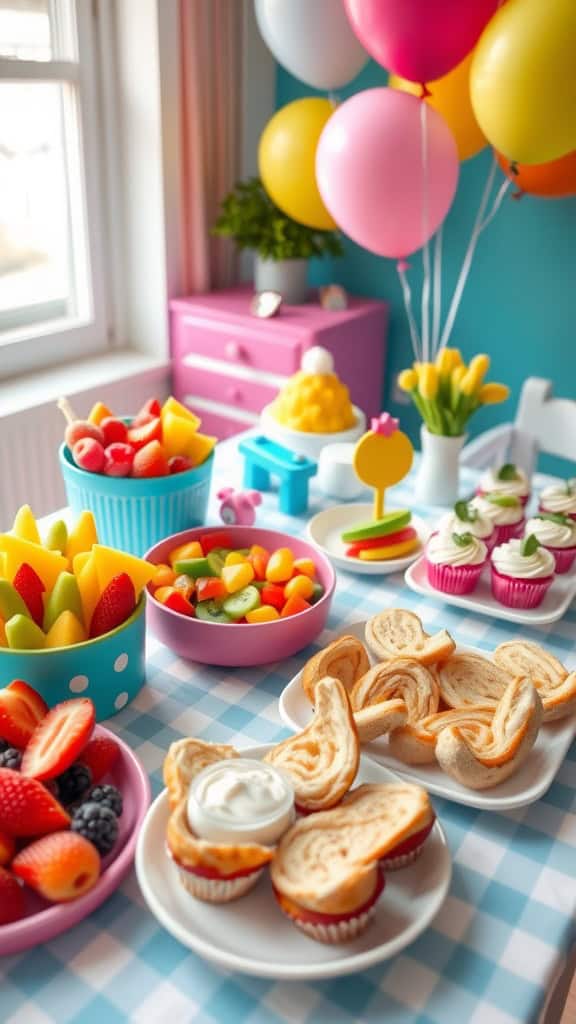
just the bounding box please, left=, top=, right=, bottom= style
left=404, top=554, right=576, bottom=625
left=278, top=621, right=576, bottom=812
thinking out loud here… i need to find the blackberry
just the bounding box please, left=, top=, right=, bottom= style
left=0, top=739, right=9, bottom=754
left=86, top=783, right=123, bottom=818
left=0, top=747, right=22, bottom=771
left=57, top=763, right=92, bottom=806
left=72, top=802, right=119, bottom=856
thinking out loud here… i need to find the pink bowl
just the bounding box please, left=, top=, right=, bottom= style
left=145, top=526, right=336, bottom=667
left=0, top=725, right=150, bottom=957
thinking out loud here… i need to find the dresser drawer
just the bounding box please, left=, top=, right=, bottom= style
left=174, top=360, right=283, bottom=414
left=176, top=393, right=259, bottom=440
left=171, top=313, right=302, bottom=375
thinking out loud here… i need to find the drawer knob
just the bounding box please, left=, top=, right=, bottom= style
left=225, top=340, right=244, bottom=360
left=228, top=386, right=242, bottom=403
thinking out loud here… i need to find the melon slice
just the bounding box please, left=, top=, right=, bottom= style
left=66, top=511, right=98, bottom=563
left=45, top=610, right=87, bottom=648
left=91, top=545, right=155, bottom=600
left=161, top=396, right=201, bottom=430
left=12, top=505, right=41, bottom=545
left=0, top=535, right=68, bottom=592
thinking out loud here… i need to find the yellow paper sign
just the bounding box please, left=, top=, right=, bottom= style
left=353, top=413, right=414, bottom=520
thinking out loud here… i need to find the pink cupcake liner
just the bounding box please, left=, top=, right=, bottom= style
left=425, top=558, right=485, bottom=595
left=477, top=488, right=530, bottom=506
left=490, top=567, right=554, bottom=609
left=493, top=520, right=525, bottom=545
left=545, top=544, right=576, bottom=574
left=275, top=870, right=384, bottom=945
left=538, top=504, right=576, bottom=522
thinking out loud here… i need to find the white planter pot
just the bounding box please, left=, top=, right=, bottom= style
left=415, top=427, right=467, bottom=507
left=254, top=256, right=308, bottom=305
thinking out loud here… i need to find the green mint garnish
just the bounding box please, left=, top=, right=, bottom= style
left=497, top=463, right=519, bottom=481
left=485, top=492, right=520, bottom=508
left=535, top=513, right=570, bottom=526
left=452, top=532, right=473, bottom=547
left=521, top=534, right=540, bottom=557
left=454, top=500, right=470, bottom=522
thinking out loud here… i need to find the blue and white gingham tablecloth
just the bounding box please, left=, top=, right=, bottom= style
left=1, top=435, right=575, bottom=1024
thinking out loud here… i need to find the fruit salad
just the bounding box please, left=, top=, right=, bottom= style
left=0, top=681, right=124, bottom=922
left=59, top=395, right=216, bottom=479
left=149, top=532, right=324, bottom=623
left=0, top=505, right=154, bottom=649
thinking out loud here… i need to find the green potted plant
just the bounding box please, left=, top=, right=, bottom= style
left=213, top=177, right=343, bottom=304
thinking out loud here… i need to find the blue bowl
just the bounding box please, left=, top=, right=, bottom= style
left=59, top=444, right=213, bottom=557
left=0, top=598, right=146, bottom=721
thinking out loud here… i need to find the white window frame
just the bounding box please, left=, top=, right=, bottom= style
left=0, top=0, right=110, bottom=379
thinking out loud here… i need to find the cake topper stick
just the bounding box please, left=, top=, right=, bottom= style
left=353, top=413, right=414, bottom=520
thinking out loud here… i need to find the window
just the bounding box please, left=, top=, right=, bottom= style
left=0, top=0, right=109, bottom=377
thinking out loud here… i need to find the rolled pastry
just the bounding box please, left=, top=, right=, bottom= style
left=437, top=653, right=510, bottom=709
left=494, top=640, right=576, bottom=722
left=166, top=798, right=273, bottom=877
left=365, top=608, right=455, bottom=665
left=353, top=700, right=408, bottom=742
left=163, top=738, right=238, bottom=810
left=301, top=634, right=370, bottom=704
left=389, top=705, right=495, bottom=765
left=351, top=658, right=439, bottom=721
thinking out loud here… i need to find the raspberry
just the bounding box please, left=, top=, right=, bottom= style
left=0, top=747, right=22, bottom=771
left=86, top=783, right=123, bottom=817
left=72, top=802, right=118, bottom=856
left=57, top=763, right=92, bottom=806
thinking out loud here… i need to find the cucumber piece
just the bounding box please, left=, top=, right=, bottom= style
left=310, top=582, right=324, bottom=604
left=195, top=600, right=232, bottom=623
left=222, top=585, right=261, bottom=622
left=207, top=551, right=226, bottom=576
left=173, top=557, right=212, bottom=578
left=341, top=509, right=411, bottom=542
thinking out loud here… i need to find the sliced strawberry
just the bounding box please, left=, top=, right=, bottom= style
left=127, top=417, right=162, bottom=451
left=79, top=735, right=120, bottom=782
left=89, top=573, right=136, bottom=638
left=0, top=768, right=70, bottom=835
left=0, top=865, right=25, bottom=923
left=0, top=680, right=49, bottom=748
left=21, top=699, right=95, bottom=781
left=12, top=831, right=100, bottom=903
left=13, top=563, right=45, bottom=627
left=200, top=531, right=233, bottom=554
left=131, top=398, right=162, bottom=428
left=0, top=829, right=16, bottom=866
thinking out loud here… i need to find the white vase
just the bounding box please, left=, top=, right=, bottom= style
left=415, top=427, right=467, bottom=507
left=254, top=256, right=308, bottom=305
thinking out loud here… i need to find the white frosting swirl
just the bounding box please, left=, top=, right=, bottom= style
left=187, top=759, right=294, bottom=845
left=426, top=532, right=487, bottom=567
left=539, top=482, right=576, bottom=515
left=301, top=346, right=334, bottom=375
left=479, top=466, right=530, bottom=498
left=438, top=505, right=494, bottom=541
left=491, top=538, right=555, bottom=579
left=471, top=494, right=524, bottom=526
left=525, top=516, right=576, bottom=550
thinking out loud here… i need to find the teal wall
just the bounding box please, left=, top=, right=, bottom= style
left=276, top=62, right=576, bottom=476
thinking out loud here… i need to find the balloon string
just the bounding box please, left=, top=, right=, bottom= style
left=432, top=225, right=443, bottom=354
left=438, top=154, right=498, bottom=352
left=397, top=263, right=421, bottom=362
left=328, top=90, right=339, bottom=109
left=420, top=100, right=431, bottom=362
left=479, top=178, right=511, bottom=232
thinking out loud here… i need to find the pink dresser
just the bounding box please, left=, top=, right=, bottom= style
left=170, top=287, right=388, bottom=440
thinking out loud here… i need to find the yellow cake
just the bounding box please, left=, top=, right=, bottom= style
left=271, top=348, right=356, bottom=434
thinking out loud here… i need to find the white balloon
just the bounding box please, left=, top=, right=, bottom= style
left=255, top=0, right=368, bottom=91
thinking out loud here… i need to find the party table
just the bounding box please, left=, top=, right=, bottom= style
left=2, top=435, right=575, bottom=1024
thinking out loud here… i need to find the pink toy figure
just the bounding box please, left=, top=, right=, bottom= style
left=217, top=488, right=262, bottom=526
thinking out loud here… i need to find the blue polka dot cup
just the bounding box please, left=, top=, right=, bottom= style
left=0, top=598, right=145, bottom=721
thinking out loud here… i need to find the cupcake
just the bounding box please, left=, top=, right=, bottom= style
left=477, top=463, right=530, bottom=505
left=471, top=493, right=525, bottom=545
left=524, top=514, right=576, bottom=574
left=491, top=535, right=555, bottom=609
left=425, top=531, right=488, bottom=595
left=539, top=480, right=576, bottom=522
left=437, top=500, right=496, bottom=551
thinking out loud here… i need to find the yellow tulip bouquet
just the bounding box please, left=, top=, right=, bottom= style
left=398, top=349, right=509, bottom=437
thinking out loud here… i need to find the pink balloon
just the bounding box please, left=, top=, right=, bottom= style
left=344, top=0, right=498, bottom=82
left=316, top=89, right=459, bottom=260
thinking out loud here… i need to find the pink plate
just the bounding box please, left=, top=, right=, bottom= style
left=0, top=724, right=150, bottom=956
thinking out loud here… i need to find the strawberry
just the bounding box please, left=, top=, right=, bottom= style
left=79, top=735, right=120, bottom=782
left=12, top=831, right=100, bottom=903
left=168, top=454, right=193, bottom=474
left=132, top=440, right=169, bottom=478
left=21, top=699, right=95, bottom=781
left=0, top=680, right=49, bottom=748
left=0, top=866, right=25, bottom=923
left=13, top=563, right=45, bottom=627
left=0, top=829, right=16, bottom=866
left=131, top=397, right=162, bottom=428
left=0, top=768, right=70, bottom=835
left=89, top=573, right=136, bottom=639
left=127, top=417, right=162, bottom=451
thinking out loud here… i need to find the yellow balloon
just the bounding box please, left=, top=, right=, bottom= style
left=470, top=0, right=576, bottom=164
left=258, top=98, right=337, bottom=231
left=390, top=53, right=486, bottom=162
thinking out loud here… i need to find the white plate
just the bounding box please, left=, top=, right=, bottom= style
left=405, top=554, right=576, bottom=625
left=306, top=504, right=430, bottom=576
left=278, top=622, right=576, bottom=812
left=136, top=743, right=451, bottom=981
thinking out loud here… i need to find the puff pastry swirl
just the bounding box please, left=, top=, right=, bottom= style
left=163, top=738, right=238, bottom=810
left=389, top=706, right=495, bottom=765
left=494, top=640, right=576, bottom=722
left=365, top=609, right=455, bottom=665
left=435, top=676, right=543, bottom=790
left=437, top=653, right=510, bottom=709
left=350, top=659, right=440, bottom=727
left=265, top=676, right=359, bottom=811
left=301, top=635, right=370, bottom=704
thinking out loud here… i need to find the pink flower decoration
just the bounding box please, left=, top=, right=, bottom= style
left=371, top=412, right=399, bottom=437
